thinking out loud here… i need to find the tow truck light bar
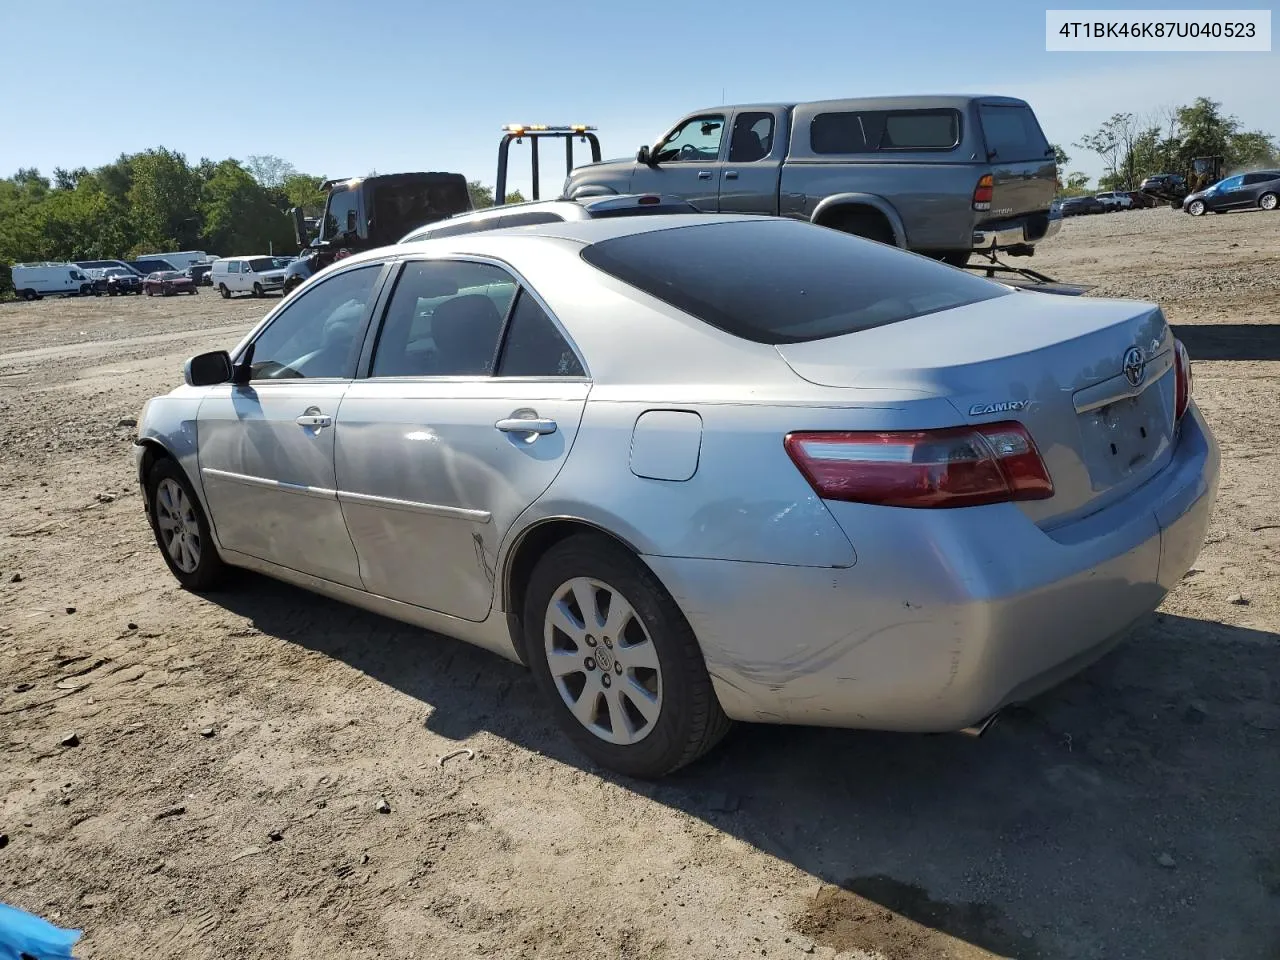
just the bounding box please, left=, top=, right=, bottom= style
left=496, top=124, right=603, bottom=206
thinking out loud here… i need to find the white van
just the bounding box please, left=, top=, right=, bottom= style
left=135, top=250, right=211, bottom=271
left=210, top=256, right=288, bottom=298
left=11, top=262, right=96, bottom=301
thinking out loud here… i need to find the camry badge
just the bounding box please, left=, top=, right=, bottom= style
left=968, top=400, right=1029, bottom=416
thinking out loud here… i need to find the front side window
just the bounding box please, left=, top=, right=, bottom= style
left=322, top=190, right=360, bottom=241
left=654, top=115, right=725, bottom=163
left=370, top=260, right=516, bottom=378
left=496, top=290, right=584, bottom=377
left=245, top=264, right=381, bottom=380
left=580, top=219, right=1010, bottom=345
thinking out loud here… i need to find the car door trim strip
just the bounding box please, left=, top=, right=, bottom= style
left=337, top=489, right=493, bottom=523
left=201, top=467, right=337, bottom=502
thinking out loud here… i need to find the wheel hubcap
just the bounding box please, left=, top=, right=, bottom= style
left=155, top=478, right=201, bottom=573
left=544, top=577, right=663, bottom=745
left=1263, top=195, right=1277, bottom=210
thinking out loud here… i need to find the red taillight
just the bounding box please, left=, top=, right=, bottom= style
left=1173, top=337, right=1192, bottom=421
left=784, top=421, right=1053, bottom=509
left=972, top=174, right=994, bottom=211
left=638, top=194, right=661, bottom=205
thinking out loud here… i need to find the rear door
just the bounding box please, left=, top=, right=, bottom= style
left=335, top=257, right=590, bottom=621
left=976, top=100, right=1057, bottom=224
left=718, top=109, right=785, bottom=214
left=630, top=112, right=727, bottom=211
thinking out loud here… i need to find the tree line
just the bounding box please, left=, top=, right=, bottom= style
left=0, top=148, right=522, bottom=295
left=1054, top=96, right=1277, bottom=196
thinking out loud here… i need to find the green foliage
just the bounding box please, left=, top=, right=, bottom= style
left=202, top=161, right=295, bottom=255
left=282, top=173, right=327, bottom=213
left=467, top=180, right=527, bottom=208
left=1059, top=172, right=1092, bottom=197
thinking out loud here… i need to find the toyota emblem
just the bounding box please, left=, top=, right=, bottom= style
left=1122, top=346, right=1146, bottom=387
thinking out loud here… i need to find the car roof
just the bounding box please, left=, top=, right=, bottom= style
left=398, top=194, right=696, bottom=242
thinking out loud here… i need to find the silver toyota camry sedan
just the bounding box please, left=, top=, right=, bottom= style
left=135, top=215, right=1219, bottom=778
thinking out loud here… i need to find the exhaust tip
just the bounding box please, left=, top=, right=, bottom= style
left=958, top=711, right=1001, bottom=738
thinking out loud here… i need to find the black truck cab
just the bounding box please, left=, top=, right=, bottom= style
left=283, top=172, right=472, bottom=295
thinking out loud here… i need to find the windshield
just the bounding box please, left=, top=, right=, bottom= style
left=159, top=271, right=184, bottom=280
left=247, top=258, right=277, bottom=273
left=580, top=219, right=1010, bottom=345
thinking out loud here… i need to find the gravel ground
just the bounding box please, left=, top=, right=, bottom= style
left=1, top=208, right=1278, bottom=960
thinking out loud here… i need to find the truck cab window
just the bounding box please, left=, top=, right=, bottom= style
left=729, top=113, right=774, bottom=163
left=655, top=115, right=725, bottom=163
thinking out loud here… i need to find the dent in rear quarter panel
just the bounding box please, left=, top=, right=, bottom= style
left=522, top=397, right=857, bottom=567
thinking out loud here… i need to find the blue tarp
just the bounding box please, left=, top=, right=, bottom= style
left=0, top=903, right=81, bottom=960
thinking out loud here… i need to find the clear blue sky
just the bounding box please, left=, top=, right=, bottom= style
left=1, top=0, right=1274, bottom=194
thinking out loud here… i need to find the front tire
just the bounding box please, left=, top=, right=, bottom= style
left=146, top=458, right=227, bottom=591
left=1260, top=192, right=1278, bottom=211
left=252, top=282, right=263, bottom=298
left=523, top=534, right=731, bottom=779
left=219, top=284, right=231, bottom=299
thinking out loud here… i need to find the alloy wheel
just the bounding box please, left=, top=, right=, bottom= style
left=543, top=576, right=663, bottom=745
left=155, top=478, right=202, bottom=573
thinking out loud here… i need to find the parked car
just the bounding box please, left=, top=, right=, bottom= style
left=102, top=266, right=143, bottom=295
left=1095, top=191, right=1133, bottom=211
left=210, top=256, right=288, bottom=298
left=77, top=259, right=143, bottom=277
left=82, top=268, right=111, bottom=295
left=562, top=95, right=1060, bottom=267
left=143, top=270, right=197, bottom=296
left=1060, top=196, right=1104, bottom=216
left=129, top=258, right=179, bottom=276
left=11, top=262, right=96, bottom=300
left=186, top=262, right=215, bottom=287
left=398, top=194, right=701, bottom=243
left=1183, top=170, right=1280, bottom=216
left=135, top=214, right=1217, bottom=778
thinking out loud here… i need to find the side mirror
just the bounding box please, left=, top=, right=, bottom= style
left=290, top=207, right=306, bottom=248
left=184, top=350, right=233, bottom=387
left=636, top=145, right=652, bottom=166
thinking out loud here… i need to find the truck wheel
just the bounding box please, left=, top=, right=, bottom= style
left=22, top=289, right=38, bottom=302
left=219, top=284, right=231, bottom=299
left=826, top=210, right=896, bottom=246
left=252, top=283, right=263, bottom=298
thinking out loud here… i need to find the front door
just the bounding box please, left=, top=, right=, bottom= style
left=196, top=260, right=387, bottom=587
left=629, top=112, right=727, bottom=211
left=718, top=109, right=784, bottom=215
left=335, top=258, right=589, bottom=621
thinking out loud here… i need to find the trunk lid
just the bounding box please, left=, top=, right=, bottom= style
left=976, top=101, right=1057, bottom=222
left=775, top=290, right=1178, bottom=527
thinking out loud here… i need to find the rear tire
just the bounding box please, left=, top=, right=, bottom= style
left=522, top=534, right=731, bottom=779
left=824, top=209, right=897, bottom=246
left=1260, top=192, right=1278, bottom=211
left=219, top=284, right=231, bottom=299
left=146, top=458, right=227, bottom=592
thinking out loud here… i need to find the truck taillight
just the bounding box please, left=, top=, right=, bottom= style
left=784, top=422, right=1053, bottom=509
left=1174, top=338, right=1192, bottom=421
left=972, top=174, right=994, bottom=212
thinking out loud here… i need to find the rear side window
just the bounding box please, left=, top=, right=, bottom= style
left=978, top=103, right=1050, bottom=163
left=810, top=109, right=961, bottom=154
left=580, top=219, right=1010, bottom=345
left=496, top=290, right=584, bottom=377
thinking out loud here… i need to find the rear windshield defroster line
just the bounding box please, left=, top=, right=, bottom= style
left=579, top=219, right=1011, bottom=345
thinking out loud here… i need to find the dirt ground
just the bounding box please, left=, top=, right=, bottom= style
left=2, top=210, right=1278, bottom=960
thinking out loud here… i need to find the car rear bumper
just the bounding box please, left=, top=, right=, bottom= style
left=644, top=404, right=1219, bottom=731
left=972, top=210, right=1062, bottom=251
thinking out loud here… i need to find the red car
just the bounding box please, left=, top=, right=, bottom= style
left=143, top=270, right=198, bottom=296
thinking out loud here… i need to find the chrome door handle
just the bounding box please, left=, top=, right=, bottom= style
left=698, top=170, right=712, bottom=180
left=724, top=170, right=738, bottom=179
left=296, top=414, right=332, bottom=428
left=495, top=417, right=557, bottom=436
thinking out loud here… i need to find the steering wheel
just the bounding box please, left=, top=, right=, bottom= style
left=679, top=143, right=698, bottom=160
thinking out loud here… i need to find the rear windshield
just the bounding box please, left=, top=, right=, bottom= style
left=810, top=109, right=961, bottom=154
left=978, top=103, right=1050, bottom=163
left=579, top=219, right=1010, bottom=345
